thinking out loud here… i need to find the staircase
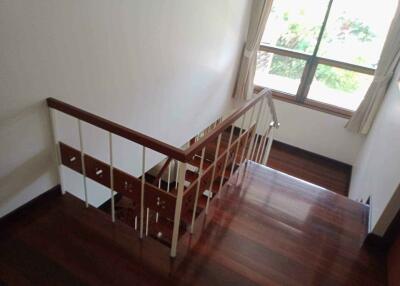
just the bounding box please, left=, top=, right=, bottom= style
left=1, top=89, right=386, bottom=285
left=0, top=156, right=384, bottom=286
left=47, top=88, right=279, bottom=257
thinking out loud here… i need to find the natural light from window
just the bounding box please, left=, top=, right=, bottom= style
left=255, top=0, right=397, bottom=112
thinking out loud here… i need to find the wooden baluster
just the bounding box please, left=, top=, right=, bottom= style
left=229, top=114, right=246, bottom=178
left=218, top=126, right=234, bottom=196
left=171, top=162, right=187, bottom=257
left=48, top=108, right=66, bottom=195
left=109, top=132, right=115, bottom=222
left=140, top=146, right=146, bottom=239
left=205, top=134, right=222, bottom=214
left=190, top=147, right=206, bottom=234
left=77, top=119, right=89, bottom=208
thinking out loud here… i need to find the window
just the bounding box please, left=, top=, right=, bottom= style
left=255, top=0, right=397, bottom=114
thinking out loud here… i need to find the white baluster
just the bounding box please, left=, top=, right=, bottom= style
left=49, top=108, right=66, bottom=195
left=254, top=99, right=269, bottom=162
left=175, top=160, right=180, bottom=189
left=249, top=99, right=265, bottom=161
left=205, top=134, right=221, bottom=214
left=109, top=132, right=115, bottom=222
left=170, top=162, right=187, bottom=258
left=229, top=114, right=246, bottom=178
left=140, top=146, right=146, bottom=239
left=218, top=126, right=234, bottom=195
left=134, top=216, right=138, bottom=230
left=146, top=207, right=150, bottom=236
left=190, top=147, right=205, bottom=233
left=78, top=119, right=88, bottom=207
left=261, top=122, right=275, bottom=165
left=239, top=104, right=256, bottom=166
left=167, top=160, right=171, bottom=192
left=256, top=113, right=271, bottom=163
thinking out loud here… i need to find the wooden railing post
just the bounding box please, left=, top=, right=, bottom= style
left=171, top=161, right=187, bottom=257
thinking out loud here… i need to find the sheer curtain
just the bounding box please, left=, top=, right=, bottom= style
left=346, top=3, right=400, bottom=134
left=233, top=0, right=274, bottom=100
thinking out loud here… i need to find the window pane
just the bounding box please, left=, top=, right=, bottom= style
left=318, top=0, right=397, bottom=68
left=254, top=51, right=306, bottom=95
left=308, top=64, right=373, bottom=111
left=261, top=0, right=330, bottom=53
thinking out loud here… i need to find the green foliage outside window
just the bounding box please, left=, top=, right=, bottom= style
left=268, top=10, right=375, bottom=92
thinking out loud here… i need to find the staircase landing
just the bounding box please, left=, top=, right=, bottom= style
left=0, top=162, right=385, bottom=286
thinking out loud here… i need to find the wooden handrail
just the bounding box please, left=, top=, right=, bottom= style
left=47, top=88, right=276, bottom=163
left=183, top=90, right=271, bottom=159
left=47, top=98, right=186, bottom=161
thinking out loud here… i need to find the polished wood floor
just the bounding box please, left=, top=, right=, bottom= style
left=0, top=162, right=384, bottom=286
left=267, top=141, right=352, bottom=196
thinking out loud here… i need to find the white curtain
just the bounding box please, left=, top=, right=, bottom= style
left=346, top=3, right=400, bottom=134
left=233, top=0, right=274, bottom=100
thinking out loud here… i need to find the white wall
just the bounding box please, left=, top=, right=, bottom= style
left=0, top=0, right=252, bottom=215
left=349, top=65, right=400, bottom=236
left=272, top=100, right=365, bottom=165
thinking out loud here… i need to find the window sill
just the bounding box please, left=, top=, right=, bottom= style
left=254, top=86, right=353, bottom=119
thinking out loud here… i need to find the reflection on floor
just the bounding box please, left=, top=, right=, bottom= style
left=268, top=140, right=352, bottom=196
left=0, top=161, right=385, bottom=285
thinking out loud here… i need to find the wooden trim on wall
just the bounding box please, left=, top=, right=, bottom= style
left=254, top=86, right=353, bottom=119
left=0, top=185, right=61, bottom=225
left=364, top=194, right=400, bottom=252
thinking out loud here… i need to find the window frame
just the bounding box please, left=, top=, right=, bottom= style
left=256, top=0, right=376, bottom=117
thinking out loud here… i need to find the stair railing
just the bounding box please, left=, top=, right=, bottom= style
left=47, top=88, right=278, bottom=258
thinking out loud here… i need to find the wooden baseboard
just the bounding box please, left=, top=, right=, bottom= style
left=364, top=206, right=400, bottom=252
left=272, top=140, right=352, bottom=169
left=0, top=185, right=61, bottom=226
left=363, top=233, right=387, bottom=252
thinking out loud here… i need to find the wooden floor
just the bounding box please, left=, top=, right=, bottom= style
left=0, top=162, right=384, bottom=286
left=267, top=141, right=352, bottom=196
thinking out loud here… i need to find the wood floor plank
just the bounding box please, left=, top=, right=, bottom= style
left=0, top=162, right=384, bottom=286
